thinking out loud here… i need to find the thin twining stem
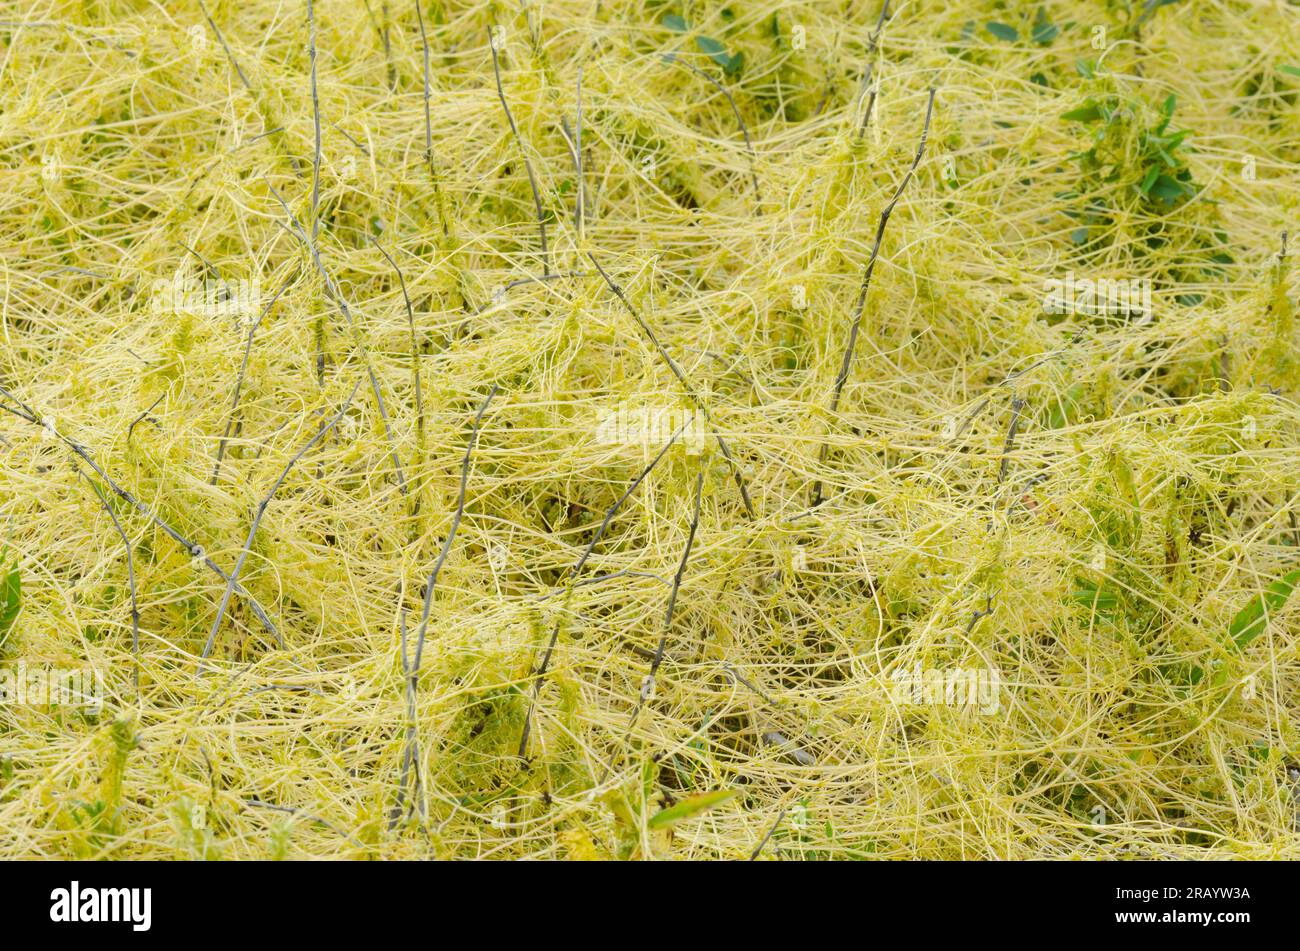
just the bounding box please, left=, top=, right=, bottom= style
left=198, top=0, right=252, bottom=90
left=575, top=65, right=584, bottom=237
left=856, top=0, right=892, bottom=136
left=626, top=467, right=704, bottom=731
left=664, top=55, right=762, bottom=213
left=597, top=465, right=705, bottom=785
left=371, top=238, right=424, bottom=445
left=749, top=807, right=789, bottom=860
left=415, top=0, right=451, bottom=237
left=307, top=0, right=323, bottom=246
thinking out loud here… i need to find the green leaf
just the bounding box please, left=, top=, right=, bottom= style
left=1280, top=64, right=1300, bottom=79
left=696, top=35, right=726, bottom=56
left=1163, top=661, right=1204, bottom=687
left=1031, top=7, right=1058, bottom=45
left=986, top=22, right=1018, bottom=42
left=1141, top=0, right=1186, bottom=23
left=695, top=35, right=742, bottom=75
left=1062, top=102, right=1102, bottom=123
left=603, top=791, right=639, bottom=830
left=1071, top=580, right=1118, bottom=613
left=661, top=14, right=688, bottom=32
left=647, top=790, right=736, bottom=829
left=641, top=757, right=659, bottom=803
left=0, top=559, right=19, bottom=638
left=1047, top=383, right=1084, bottom=428
left=1139, top=164, right=1160, bottom=194
left=1148, top=173, right=1189, bottom=204
left=1228, top=568, right=1300, bottom=649
left=1153, top=129, right=1191, bottom=151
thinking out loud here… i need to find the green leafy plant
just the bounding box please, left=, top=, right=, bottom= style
left=1260, top=240, right=1295, bottom=380
left=174, top=795, right=223, bottom=860
left=599, top=757, right=735, bottom=857
left=1063, top=91, right=1196, bottom=208
left=1169, top=568, right=1300, bottom=687
left=100, top=718, right=140, bottom=838
left=1137, top=0, right=1186, bottom=26
left=1071, top=578, right=1119, bottom=615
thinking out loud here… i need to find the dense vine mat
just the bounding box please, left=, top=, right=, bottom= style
left=2, top=0, right=1300, bottom=859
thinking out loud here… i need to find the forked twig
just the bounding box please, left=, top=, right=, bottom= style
left=211, top=275, right=293, bottom=484
left=197, top=0, right=252, bottom=91
left=81, top=473, right=141, bottom=698
left=126, top=393, right=165, bottom=443
left=489, top=25, right=550, bottom=276
left=810, top=86, right=936, bottom=508
left=198, top=377, right=362, bottom=674
left=177, top=241, right=235, bottom=306
left=518, top=418, right=692, bottom=760
left=393, top=385, right=498, bottom=824
left=0, top=386, right=280, bottom=640
left=587, top=251, right=757, bottom=519
left=264, top=176, right=408, bottom=495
